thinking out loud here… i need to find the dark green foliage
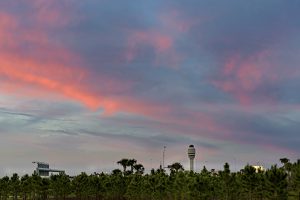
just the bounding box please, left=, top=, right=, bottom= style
left=40, top=178, right=50, bottom=200
left=50, top=173, right=71, bottom=199
left=125, top=174, right=143, bottom=200
left=219, top=163, right=241, bottom=200
left=288, top=163, right=300, bottom=200
left=0, top=176, right=10, bottom=200
left=20, top=174, right=31, bottom=200
left=265, top=165, right=288, bottom=200
left=10, top=173, right=20, bottom=200
left=241, top=165, right=259, bottom=199
left=1, top=158, right=300, bottom=199
left=72, top=172, right=90, bottom=199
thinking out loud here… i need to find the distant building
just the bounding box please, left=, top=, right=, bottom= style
left=252, top=165, right=265, bottom=173
left=32, top=161, right=65, bottom=176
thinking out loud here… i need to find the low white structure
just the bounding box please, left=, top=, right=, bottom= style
left=252, top=165, right=265, bottom=173
left=32, top=161, right=65, bottom=176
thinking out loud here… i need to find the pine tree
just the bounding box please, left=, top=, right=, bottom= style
left=289, top=161, right=300, bottom=199
left=10, top=173, right=20, bottom=200
left=20, top=174, right=31, bottom=200
left=0, top=176, right=10, bottom=200
left=240, top=165, right=258, bottom=200
left=265, top=165, right=288, bottom=200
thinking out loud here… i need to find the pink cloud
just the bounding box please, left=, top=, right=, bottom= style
left=125, top=30, right=186, bottom=68
left=213, top=50, right=278, bottom=105
left=0, top=10, right=245, bottom=145
left=0, top=10, right=127, bottom=112
left=0, top=8, right=180, bottom=117
left=32, top=0, right=73, bottom=26
left=125, top=31, right=173, bottom=60
left=159, top=10, right=194, bottom=33
left=124, top=9, right=194, bottom=68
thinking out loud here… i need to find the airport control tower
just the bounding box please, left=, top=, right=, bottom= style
left=188, top=145, right=196, bottom=171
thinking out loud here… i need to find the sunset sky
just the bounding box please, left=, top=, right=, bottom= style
left=0, top=0, right=300, bottom=176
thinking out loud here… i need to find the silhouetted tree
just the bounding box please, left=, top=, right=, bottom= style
left=168, top=162, right=184, bottom=173
left=241, top=165, right=258, bottom=200
left=266, top=165, right=288, bottom=200
left=117, top=158, right=129, bottom=173
left=0, top=176, right=10, bottom=200
left=10, top=173, right=20, bottom=200
left=133, top=163, right=145, bottom=175
left=128, top=159, right=137, bottom=173
left=1, top=158, right=297, bottom=200
left=72, top=172, right=89, bottom=200
left=20, top=174, right=31, bottom=200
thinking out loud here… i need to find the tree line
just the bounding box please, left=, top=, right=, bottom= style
left=0, top=158, right=299, bottom=200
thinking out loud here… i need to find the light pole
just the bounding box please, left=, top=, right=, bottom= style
left=163, top=146, right=166, bottom=169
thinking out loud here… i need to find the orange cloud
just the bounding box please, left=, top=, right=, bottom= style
left=0, top=9, right=179, bottom=118
left=0, top=9, right=115, bottom=112
left=0, top=10, right=226, bottom=143
left=0, top=6, right=245, bottom=147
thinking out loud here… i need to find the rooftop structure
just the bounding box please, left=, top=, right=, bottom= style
left=32, top=161, right=65, bottom=176
left=252, top=165, right=265, bottom=173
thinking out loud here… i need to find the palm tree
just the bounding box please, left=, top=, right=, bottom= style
left=168, top=162, right=184, bottom=173
left=128, top=159, right=137, bottom=173
left=117, top=158, right=129, bottom=173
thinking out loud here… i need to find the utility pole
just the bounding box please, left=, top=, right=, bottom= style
left=163, top=146, right=166, bottom=169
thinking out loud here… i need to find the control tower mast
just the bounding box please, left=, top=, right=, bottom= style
left=188, top=145, right=196, bottom=171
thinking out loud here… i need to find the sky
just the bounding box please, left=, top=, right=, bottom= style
left=0, top=0, right=300, bottom=176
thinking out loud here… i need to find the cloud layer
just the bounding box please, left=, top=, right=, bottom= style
left=0, top=0, right=300, bottom=175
